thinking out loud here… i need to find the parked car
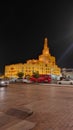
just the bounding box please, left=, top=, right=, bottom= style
left=15, top=78, right=23, bottom=83
left=15, top=78, right=32, bottom=84
left=0, top=79, right=9, bottom=86
left=30, top=75, right=51, bottom=83
left=30, top=77, right=37, bottom=82
left=23, top=78, right=33, bottom=83
left=9, top=78, right=17, bottom=83
left=57, top=79, right=73, bottom=85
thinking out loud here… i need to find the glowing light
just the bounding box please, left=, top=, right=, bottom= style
left=58, top=43, right=73, bottom=64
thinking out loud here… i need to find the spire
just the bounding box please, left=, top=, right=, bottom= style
left=42, top=37, right=50, bottom=55
left=44, top=37, right=48, bottom=49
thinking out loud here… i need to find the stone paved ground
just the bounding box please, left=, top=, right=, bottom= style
left=0, top=83, right=73, bottom=130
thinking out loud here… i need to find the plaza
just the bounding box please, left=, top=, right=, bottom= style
left=0, top=83, right=73, bottom=130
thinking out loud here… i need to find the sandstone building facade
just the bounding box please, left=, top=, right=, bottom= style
left=5, top=38, right=61, bottom=77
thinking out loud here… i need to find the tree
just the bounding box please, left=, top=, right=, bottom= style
left=32, top=71, right=39, bottom=78
left=17, top=72, right=24, bottom=78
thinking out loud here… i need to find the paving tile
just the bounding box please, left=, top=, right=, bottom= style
left=0, top=84, right=73, bottom=129
left=5, top=108, right=33, bottom=119
left=5, top=120, right=36, bottom=130
left=0, top=112, right=20, bottom=129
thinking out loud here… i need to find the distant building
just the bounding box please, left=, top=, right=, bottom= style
left=62, top=68, right=73, bottom=79
left=5, top=38, right=61, bottom=78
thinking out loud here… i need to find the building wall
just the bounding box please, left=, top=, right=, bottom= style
left=4, top=38, right=61, bottom=77
left=5, top=62, right=61, bottom=78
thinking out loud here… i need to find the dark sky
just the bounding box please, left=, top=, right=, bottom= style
left=0, top=1, right=73, bottom=72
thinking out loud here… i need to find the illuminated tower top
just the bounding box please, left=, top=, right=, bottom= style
left=44, top=37, right=48, bottom=48
left=42, top=37, right=50, bottom=55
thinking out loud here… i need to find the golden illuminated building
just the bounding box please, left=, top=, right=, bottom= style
left=5, top=38, right=61, bottom=77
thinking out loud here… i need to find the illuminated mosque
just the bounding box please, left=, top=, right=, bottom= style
left=5, top=38, right=61, bottom=77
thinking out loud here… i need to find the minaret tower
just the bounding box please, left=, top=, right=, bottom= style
left=38, top=37, right=51, bottom=63
left=42, top=37, right=50, bottom=55
left=44, top=37, right=48, bottom=48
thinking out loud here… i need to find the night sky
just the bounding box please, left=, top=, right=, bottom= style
left=0, top=1, right=73, bottom=73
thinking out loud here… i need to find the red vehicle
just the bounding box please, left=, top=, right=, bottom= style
left=30, top=75, right=51, bottom=83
